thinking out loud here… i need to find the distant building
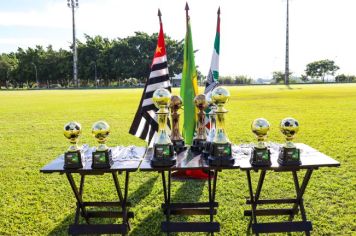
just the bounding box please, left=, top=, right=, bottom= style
left=255, top=78, right=272, bottom=84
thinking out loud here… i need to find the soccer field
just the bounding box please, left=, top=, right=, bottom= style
left=0, top=84, right=355, bottom=235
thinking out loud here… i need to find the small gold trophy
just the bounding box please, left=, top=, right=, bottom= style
left=169, top=95, right=186, bottom=153
left=202, top=92, right=217, bottom=160
left=250, top=118, right=271, bottom=166
left=191, top=94, right=208, bottom=154
left=91, top=120, right=113, bottom=168
left=151, top=88, right=176, bottom=167
left=208, top=87, right=234, bottom=166
left=63, top=121, right=84, bottom=169
left=278, top=117, right=301, bottom=166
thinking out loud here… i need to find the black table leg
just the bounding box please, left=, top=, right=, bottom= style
left=246, top=170, right=259, bottom=236
left=122, top=171, right=130, bottom=235
left=160, top=169, right=220, bottom=234
left=244, top=169, right=314, bottom=235
left=66, top=173, right=90, bottom=224
left=208, top=170, right=219, bottom=236
left=74, top=174, right=85, bottom=224
left=290, top=169, right=313, bottom=236
left=66, top=172, right=134, bottom=235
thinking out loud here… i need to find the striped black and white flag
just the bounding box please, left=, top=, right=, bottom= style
left=129, top=15, right=171, bottom=145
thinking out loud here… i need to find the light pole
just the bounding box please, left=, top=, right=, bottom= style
left=31, top=62, right=39, bottom=86
left=284, top=0, right=290, bottom=85
left=67, top=0, right=79, bottom=88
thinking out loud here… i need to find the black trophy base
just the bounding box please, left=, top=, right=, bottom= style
left=151, top=144, right=176, bottom=167
left=91, top=149, right=113, bottom=169
left=190, top=139, right=206, bottom=154
left=250, top=147, right=271, bottom=167
left=64, top=150, right=84, bottom=169
left=172, top=139, right=187, bottom=154
left=202, top=141, right=212, bottom=160
left=208, top=142, right=234, bottom=167
left=277, top=147, right=301, bottom=166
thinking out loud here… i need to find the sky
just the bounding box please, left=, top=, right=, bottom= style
left=0, top=0, right=355, bottom=79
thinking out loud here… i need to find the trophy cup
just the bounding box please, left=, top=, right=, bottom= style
left=250, top=118, right=271, bottom=166
left=191, top=94, right=208, bottom=154
left=91, top=121, right=113, bottom=169
left=151, top=88, right=176, bottom=167
left=208, top=87, right=234, bottom=166
left=278, top=117, right=301, bottom=166
left=169, top=95, right=186, bottom=153
left=63, top=121, right=85, bottom=169
left=202, top=92, right=217, bottom=160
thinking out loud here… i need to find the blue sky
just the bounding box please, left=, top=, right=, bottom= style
left=1, top=0, right=355, bottom=78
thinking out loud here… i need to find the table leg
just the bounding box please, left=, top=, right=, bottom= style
left=246, top=170, right=259, bottom=236
left=122, top=171, right=130, bottom=235
left=209, top=170, right=219, bottom=236
left=74, top=175, right=85, bottom=224
left=112, top=172, right=124, bottom=203
left=290, top=169, right=313, bottom=236
left=66, top=173, right=90, bottom=224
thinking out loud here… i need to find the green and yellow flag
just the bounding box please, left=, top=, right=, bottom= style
left=180, top=16, right=198, bottom=145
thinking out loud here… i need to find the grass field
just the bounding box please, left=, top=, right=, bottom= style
left=0, top=84, right=355, bottom=235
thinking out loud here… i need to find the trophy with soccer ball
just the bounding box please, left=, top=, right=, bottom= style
left=91, top=121, right=113, bottom=168
left=191, top=94, right=208, bottom=154
left=278, top=117, right=301, bottom=166
left=208, top=87, right=234, bottom=166
left=151, top=88, right=176, bottom=167
left=169, top=95, right=186, bottom=153
left=250, top=118, right=271, bottom=166
left=63, top=121, right=85, bottom=169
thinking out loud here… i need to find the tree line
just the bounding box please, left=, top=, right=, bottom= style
left=272, top=59, right=356, bottom=84
left=0, top=32, right=184, bottom=88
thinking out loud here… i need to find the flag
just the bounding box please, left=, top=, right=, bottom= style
left=180, top=15, right=198, bottom=145
left=204, top=7, right=221, bottom=132
left=205, top=7, right=220, bottom=95
left=129, top=11, right=171, bottom=145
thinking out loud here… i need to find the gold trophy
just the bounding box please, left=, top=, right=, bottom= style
left=191, top=94, right=208, bottom=153
left=91, top=120, right=113, bottom=168
left=151, top=88, right=176, bottom=167
left=169, top=95, right=186, bottom=153
left=202, top=92, right=217, bottom=160
left=278, top=117, right=301, bottom=166
left=208, top=87, right=234, bottom=166
left=63, top=121, right=84, bottom=169
left=250, top=118, right=271, bottom=166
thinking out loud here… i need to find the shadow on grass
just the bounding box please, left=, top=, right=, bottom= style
left=278, top=85, right=302, bottom=90
left=48, top=175, right=158, bottom=235
left=130, top=178, right=206, bottom=236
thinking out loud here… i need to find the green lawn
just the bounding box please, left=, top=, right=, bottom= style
left=0, top=84, right=355, bottom=235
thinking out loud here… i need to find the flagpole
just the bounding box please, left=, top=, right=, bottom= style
left=185, top=2, right=189, bottom=28
left=158, top=8, right=162, bottom=24
left=217, top=7, right=220, bottom=27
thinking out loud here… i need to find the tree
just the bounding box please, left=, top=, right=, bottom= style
left=305, top=59, right=339, bottom=82
left=335, top=74, right=356, bottom=83
left=272, top=71, right=292, bottom=84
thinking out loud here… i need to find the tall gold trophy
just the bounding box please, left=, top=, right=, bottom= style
left=169, top=95, right=186, bottom=153
left=278, top=117, right=301, bottom=166
left=202, top=92, right=217, bottom=160
left=151, top=88, right=176, bottom=167
left=250, top=118, right=271, bottom=166
left=208, top=87, right=234, bottom=166
left=63, top=121, right=84, bottom=169
left=191, top=94, right=208, bottom=154
left=91, top=120, right=113, bottom=168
